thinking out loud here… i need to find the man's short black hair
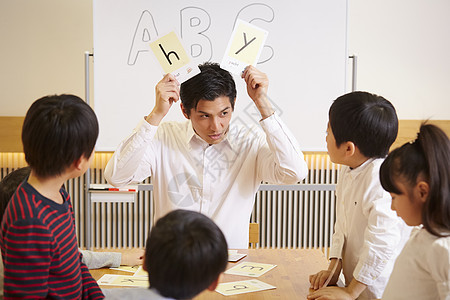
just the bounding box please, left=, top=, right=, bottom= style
left=329, top=91, right=398, bottom=158
left=22, top=94, right=99, bottom=178
left=146, top=209, right=228, bottom=299
left=180, top=62, right=236, bottom=116
left=0, top=167, right=31, bottom=218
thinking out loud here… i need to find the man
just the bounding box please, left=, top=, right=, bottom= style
left=105, top=63, right=307, bottom=248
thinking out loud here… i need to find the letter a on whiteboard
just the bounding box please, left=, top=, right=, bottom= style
left=149, top=31, right=200, bottom=83
left=220, top=19, right=269, bottom=75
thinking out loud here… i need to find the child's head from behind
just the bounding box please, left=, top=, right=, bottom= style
left=22, top=95, right=98, bottom=178
left=380, top=124, right=450, bottom=235
left=328, top=91, right=398, bottom=161
left=145, top=209, right=228, bottom=299
left=0, top=167, right=31, bottom=218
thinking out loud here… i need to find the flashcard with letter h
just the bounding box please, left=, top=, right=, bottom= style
left=149, top=31, right=200, bottom=83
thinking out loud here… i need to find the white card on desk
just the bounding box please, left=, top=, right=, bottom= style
left=220, top=19, right=269, bottom=75
left=109, top=265, right=139, bottom=273
left=216, top=279, right=275, bottom=296
left=225, top=261, right=276, bottom=277
left=228, top=250, right=247, bottom=262
left=133, top=266, right=149, bottom=277
left=97, top=274, right=149, bottom=287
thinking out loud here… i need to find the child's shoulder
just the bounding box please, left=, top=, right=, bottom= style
left=7, top=182, right=69, bottom=222
left=341, top=158, right=384, bottom=182
left=414, top=228, right=450, bottom=263
left=417, top=227, right=450, bottom=247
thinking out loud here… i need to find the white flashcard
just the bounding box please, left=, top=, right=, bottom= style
left=228, top=250, right=247, bottom=262
left=133, top=266, right=149, bottom=277
left=109, top=265, right=139, bottom=273
left=225, top=261, right=276, bottom=277
left=216, top=279, right=275, bottom=296
left=220, top=19, right=269, bottom=75
left=149, top=31, right=200, bottom=83
left=97, top=274, right=149, bottom=287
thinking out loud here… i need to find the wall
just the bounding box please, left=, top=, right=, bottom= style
left=0, top=0, right=93, bottom=116
left=1, top=0, right=449, bottom=140
left=347, top=0, right=450, bottom=119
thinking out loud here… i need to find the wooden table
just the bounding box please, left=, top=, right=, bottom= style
left=90, top=248, right=329, bottom=299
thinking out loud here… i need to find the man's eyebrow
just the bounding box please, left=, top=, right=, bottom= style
left=196, top=107, right=231, bottom=114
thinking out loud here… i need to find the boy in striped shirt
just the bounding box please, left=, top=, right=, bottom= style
left=0, top=95, right=104, bottom=299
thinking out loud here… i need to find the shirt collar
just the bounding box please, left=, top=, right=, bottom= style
left=186, top=120, right=234, bottom=151
left=347, top=157, right=375, bottom=178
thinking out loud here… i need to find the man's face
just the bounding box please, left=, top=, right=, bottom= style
left=183, top=96, right=233, bottom=145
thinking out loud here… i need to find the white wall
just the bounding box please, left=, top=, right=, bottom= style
left=347, top=0, right=450, bottom=119
left=1, top=0, right=449, bottom=122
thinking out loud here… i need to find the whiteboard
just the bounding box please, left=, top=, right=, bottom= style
left=93, top=0, right=348, bottom=151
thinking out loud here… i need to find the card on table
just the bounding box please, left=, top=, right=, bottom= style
left=225, top=261, right=277, bottom=277
left=216, top=279, right=275, bottom=296
left=109, top=265, right=139, bottom=273
left=149, top=31, right=200, bottom=83
left=228, top=249, right=247, bottom=262
left=220, top=19, right=269, bottom=75
left=133, top=266, right=149, bottom=277
left=97, top=274, right=149, bottom=287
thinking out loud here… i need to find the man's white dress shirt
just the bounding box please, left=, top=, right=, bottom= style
left=383, top=226, right=450, bottom=300
left=329, top=158, right=411, bottom=299
left=105, top=114, right=307, bottom=248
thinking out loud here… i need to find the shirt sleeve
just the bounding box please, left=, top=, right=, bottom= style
left=104, top=119, right=158, bottom=187
left=256, top=114, right=308, bottom=183
left=2, top=218, right=53, bottom=298
left=353, top=187, right=406, bottom=285
left=427, top=237, right=450, bottom=299
left=79, top=252, right=106, bottom=299
left=329, top=171, right=345, bottom=259
left=80, top=250, right=122, bottom=269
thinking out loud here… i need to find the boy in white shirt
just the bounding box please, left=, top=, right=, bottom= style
left=308, top=92, right=411, bottom=300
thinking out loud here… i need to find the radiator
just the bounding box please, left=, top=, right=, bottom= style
left=0, top=152, right=337, bottom=255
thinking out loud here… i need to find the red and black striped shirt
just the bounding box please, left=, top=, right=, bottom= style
left=0, top=181, right=104, bottom=299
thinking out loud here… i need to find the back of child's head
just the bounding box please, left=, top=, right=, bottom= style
left=22, top=94, right=98, bottom=178
left=329, top=91, right=398, bottom=158
left=0, top=167, right=31, bottom=218
left=380, top=123, right=450, bottom=236
left=145, top=209, right=228, bottom=299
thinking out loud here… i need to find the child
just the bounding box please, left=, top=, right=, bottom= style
left=103, top=209, right=228, bottom=299
left=308, top=92, right=411, bottom=300
left=380, top=124, right=450, bottom=299
left=0, top=95, right=104, bottom=299
left=0, top=167, right=144, bottom=269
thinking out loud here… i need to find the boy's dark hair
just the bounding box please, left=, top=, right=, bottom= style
left=0, top=167, right=31, bottom=218
left=329, top=91, right=398, bottom=158
left=180, top=62, right=236, bottom=116
left=146, top=209, right=228, bottom=299
left=380, top=123, right=450, bottom=237
left=22, top=94, right=98, bottom=178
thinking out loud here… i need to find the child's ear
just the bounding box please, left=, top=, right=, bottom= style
left=73, top=157, right=84, bottom=171
left=416, top=181, right=429, bottom=203
left=180, top=103, right=190, bottom=119
left=207, top=273, right=223, bottom=291
left=343, top=141, right=356, bottom=157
